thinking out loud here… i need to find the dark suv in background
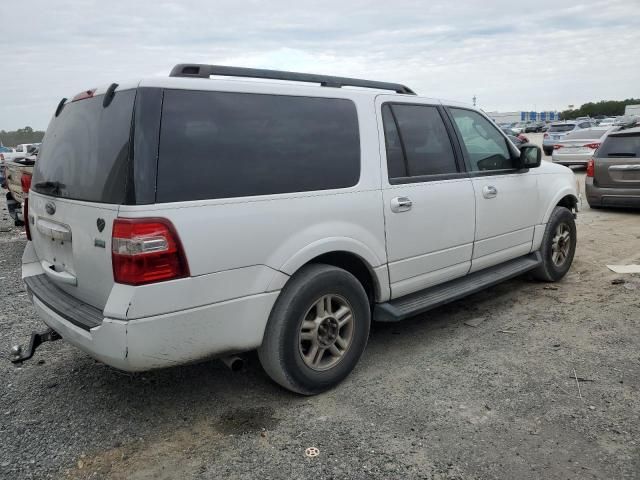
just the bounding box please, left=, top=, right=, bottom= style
left=586, top=126, right=640, bottom=208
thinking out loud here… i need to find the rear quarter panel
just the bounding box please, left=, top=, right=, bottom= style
left=117, top=92, right=389, bottom=309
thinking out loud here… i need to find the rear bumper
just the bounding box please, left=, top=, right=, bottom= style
left=585, top=177, right=640, bottom=208
left=24, top=273, right=279, bottom=371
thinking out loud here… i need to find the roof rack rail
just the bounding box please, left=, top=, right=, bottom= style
left=169, top=64, right=416, bottom=95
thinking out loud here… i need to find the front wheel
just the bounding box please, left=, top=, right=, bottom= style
left=531, top=206, right=577, bottom=282
left=258, top=264, right=371, bottom=395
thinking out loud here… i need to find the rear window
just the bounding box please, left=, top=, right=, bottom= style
left=156, top=90, right=360, bottom=202
left=564, top=129, right=608, bottom=140
left=597, top=133, right=640, bottom=157
left=549, top=124, right=575, bottom=133
left=33, top=90, right=135, bottom=203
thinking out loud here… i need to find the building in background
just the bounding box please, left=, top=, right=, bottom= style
left=624, top=104, right=640, bottom=116
left=486, top=111, right=560, bottom=124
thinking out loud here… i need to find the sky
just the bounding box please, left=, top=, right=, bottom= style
left=1, top=0, right=639, bottom=131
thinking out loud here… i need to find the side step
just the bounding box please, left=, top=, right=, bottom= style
left=374, top=252, right=542, bottom=322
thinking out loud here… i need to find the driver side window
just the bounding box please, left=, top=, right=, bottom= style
left=449, top=108, right=515, bottom=172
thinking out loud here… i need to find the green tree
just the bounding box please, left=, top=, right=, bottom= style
left=0, top=127, right=45, bottom=147
left=560, top=98, right=640, bottom=120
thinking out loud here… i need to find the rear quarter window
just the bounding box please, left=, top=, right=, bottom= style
left=156, top=90, right=361, bottom=202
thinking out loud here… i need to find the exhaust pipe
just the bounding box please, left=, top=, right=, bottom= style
left=221, top=355, right=244, bottom=372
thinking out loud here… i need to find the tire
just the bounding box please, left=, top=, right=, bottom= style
left=543, top=147, right=553, bottom=156
left=258, top=264, right=371, bottom=395
left=531, top=206, right=577, bottom=282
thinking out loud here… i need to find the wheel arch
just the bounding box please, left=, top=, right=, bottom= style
left=542, top=190, right=579, bottom=224
left=270, top=238, right=389, bottom=303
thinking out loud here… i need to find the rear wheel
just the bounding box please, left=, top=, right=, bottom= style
left=543, top=147, right=553, bottom=156
left=531, top=206, right=577, bottom=282
left=258, top=264, right=371, bottom=395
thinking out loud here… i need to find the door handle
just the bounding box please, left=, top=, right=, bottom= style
left=390, top=196, right=412, bottom=213
left=482, top=185, right=498, bottom=199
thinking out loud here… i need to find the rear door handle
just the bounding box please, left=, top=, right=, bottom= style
left=482, top=185, right=498, bottom=199
left=41, top=260, right=77, bottom=286
left=609, top=165, right=640, bottom=171
left=390, top=196, right=412, bottom=213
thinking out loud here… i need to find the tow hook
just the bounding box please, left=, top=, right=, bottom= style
left=10, top=328, right=61, bottom=364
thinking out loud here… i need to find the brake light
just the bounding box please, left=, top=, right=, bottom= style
left=584, top=143, right=600, bottom=150
left=112, top=218, right=189, bottom=285
left=586, top=158, right=595, bottom=177
left=553, top=144, right=563, bottom=150
left=543, top=133, right=549, bottom=139
left=24, top=198, right=31, bottom=241
left=21, top=173, right=32, bottom=193
left=71, top=89, right=96, bottom=102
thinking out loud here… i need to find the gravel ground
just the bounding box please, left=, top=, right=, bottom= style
left=1, top=149, right=639, bottom=479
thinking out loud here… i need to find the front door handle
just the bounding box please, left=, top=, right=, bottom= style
left=390, top=196, right=412, bottom=213
left=482, top=185, right=498, bottom=199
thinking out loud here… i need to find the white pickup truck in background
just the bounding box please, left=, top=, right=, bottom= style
left=1, top=144, right=39, bottom=225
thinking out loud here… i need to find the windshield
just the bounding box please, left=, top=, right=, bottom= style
left=33, top=90, right=135, bottom=203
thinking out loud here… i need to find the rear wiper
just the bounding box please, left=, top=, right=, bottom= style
left=34, top=181, right=65, bottom=194
left=607, top=153, right=636, bottom=157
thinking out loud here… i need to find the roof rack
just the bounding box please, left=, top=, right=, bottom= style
left=169, top=64, right=416, bottom=95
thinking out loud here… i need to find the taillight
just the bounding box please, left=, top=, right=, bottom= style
left=21, top=173, right=32, bottom=193
left=584, top=143, right=600, bottom=150
left=586, top=158, right=595, bottom=177
left=553, top=144, right=563, bottom=150
left=112, top=218, right=189, bottom=285
left=24, top=198, right=31, bottom=241
left=543, top=133, right=549, bottom=138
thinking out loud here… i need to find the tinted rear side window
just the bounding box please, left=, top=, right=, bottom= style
left=384, top=104, right=458, bottom=178
left=597, top=134, right=640, bottom=157
left=156, top=90, right=360, bottom=202
left=33, top=90, right=135, bottom=203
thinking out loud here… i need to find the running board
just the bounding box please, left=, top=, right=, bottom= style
left=374, top=252, right=542, bottom=322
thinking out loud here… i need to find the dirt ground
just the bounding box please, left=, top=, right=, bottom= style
left=1, top=138, right=639, bottom=479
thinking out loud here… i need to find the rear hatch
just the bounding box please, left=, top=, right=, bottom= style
left=548, top=124, right=575, bottom=142
left=594, top=129, right=640, bottom=188
left=29, top=87, right=137, bottom=310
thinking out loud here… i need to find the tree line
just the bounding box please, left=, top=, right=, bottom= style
left=0, top=126, right=45, bottom=148
left=560, top=98, right=640, bottom=120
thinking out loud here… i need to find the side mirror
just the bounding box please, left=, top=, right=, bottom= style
left=517, top=143, right=542, bottom=169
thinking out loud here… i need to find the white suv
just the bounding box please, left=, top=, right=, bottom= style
left=16, top=64, right=579, bottom=394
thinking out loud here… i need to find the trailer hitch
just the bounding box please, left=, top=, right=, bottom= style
left=10, top=328, right=61, bottom=364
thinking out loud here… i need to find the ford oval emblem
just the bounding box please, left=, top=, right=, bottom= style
left=45, top=202, right=56, bottom=215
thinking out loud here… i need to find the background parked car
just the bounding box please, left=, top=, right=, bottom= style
left=598, top=117, right=617, bottom=127
left=499, top=127, right=529, bottom=145
left=4, top=147, right=37, bottom=225
left=586, top=126, right=640, bottom=208
left=543, top=120, right=596, bottom=155
left=551, top=127, right=611, bottom=166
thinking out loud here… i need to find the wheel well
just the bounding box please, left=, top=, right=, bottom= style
left=307, top=251, right=378, bottom=304
left=557, top=194, right=578, bottom=213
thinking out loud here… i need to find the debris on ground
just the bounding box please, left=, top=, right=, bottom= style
left=607, top=264, right=640, bottom=274
left=463, top=317, right=485, bottom=328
